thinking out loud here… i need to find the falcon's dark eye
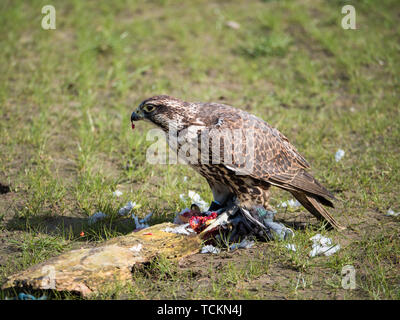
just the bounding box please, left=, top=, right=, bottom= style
left=142, top=104, right=156, bottom=113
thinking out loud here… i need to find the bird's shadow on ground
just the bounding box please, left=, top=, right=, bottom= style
left=276, top=219, right=309, bottom=231
left=4, top=208, right=322, bottom=242
left=274, top=210, right=322, bottom=231
left=5, top=214, right=138, bottom=241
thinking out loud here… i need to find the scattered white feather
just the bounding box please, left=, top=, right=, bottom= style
left=201, top=245, right=221, bottom=254
left=129, top=243, right=143, bottom=253
left=278, top=199, right=301, bottom=208
left=335, top=149, right=345, bottom=162
left=309, top=234, right=340, bottom=257
left=285, top=244, right=297, bottom=252
left=386, top=208, right=400, bottom=217
left=229, top=239, right=254, bottom=251
left=180, top=190, right=208, bottom=212
left=132, top=212, right=153, bottom=230
left=310, top=234, right=332, bottom=246
left=113, top=190, right=123, bottom=197
left=163, top=223, right=195, bottom=235
left=118, top=201, right=137, bottom=216
left=322, top=244, right=341, bottom=256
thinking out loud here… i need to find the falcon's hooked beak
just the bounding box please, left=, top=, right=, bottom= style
left=131, top=108, right=144, bottom=122
left=130, top=108, right=144, bottom=130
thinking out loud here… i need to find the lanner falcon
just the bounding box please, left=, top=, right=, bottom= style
left=131, top=95, right=344, bottom=230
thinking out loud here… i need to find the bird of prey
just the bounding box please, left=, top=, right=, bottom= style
left=131, top=95, right=344, bottom=230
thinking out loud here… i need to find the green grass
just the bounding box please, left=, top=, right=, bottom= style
left=0, top=0, right=399, bottom=299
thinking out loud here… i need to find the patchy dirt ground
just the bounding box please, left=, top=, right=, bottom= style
left=1, top=0, right=399, bottom=299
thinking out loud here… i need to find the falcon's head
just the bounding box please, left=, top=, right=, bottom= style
left=131, top=95, right=195, bottom=132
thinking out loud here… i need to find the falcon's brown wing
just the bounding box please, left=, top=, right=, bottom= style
left=203, top=108, right=331, bottom=199
left=252, top=126, right=336, bottom=203
left=200, top=105, right=344, bottom=230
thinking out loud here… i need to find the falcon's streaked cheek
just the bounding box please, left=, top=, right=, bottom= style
left=151, top=113, right=165, bottom=125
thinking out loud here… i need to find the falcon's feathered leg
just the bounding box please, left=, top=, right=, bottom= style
left=206, top=180, right=235, bottom=212
left=208, top=181, right=233, bottom=204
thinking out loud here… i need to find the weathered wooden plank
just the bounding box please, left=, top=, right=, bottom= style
left=2, top=223, right=202, bottom=296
